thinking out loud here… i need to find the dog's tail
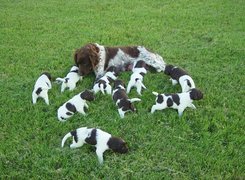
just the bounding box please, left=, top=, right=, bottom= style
left=129, top=98, right=141, bottom=103
left=152, top=91, right=159, bottom=96
left=136, top=79, right=146, bottom=89
left=61, top=132, right=72, bottom=147
left=99, top=84, right=105, bottom=94
left=56, top=77, right=69, bottom=83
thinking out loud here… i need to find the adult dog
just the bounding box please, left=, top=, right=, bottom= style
left=74, top=43, right=166, bottom=78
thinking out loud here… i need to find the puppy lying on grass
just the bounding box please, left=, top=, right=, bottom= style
left=32, top=72, right=52, bottom=105
left=57, top=90, right=95, bottom=121
left=56, top=65, right=82, bottom=92
left=93, top=66, right=119, bottom=95
left=151, top=88, right=203, bottom=117
left=164, top=64, right=195, bottom=92
left=127, top=60, right=148, bottom=95
left=61, top=127, right=128, bottom=164
left=113, top=80, right=141, bottom=118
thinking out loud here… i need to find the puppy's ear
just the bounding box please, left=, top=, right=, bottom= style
left=88, top=44, right=99, bottom=70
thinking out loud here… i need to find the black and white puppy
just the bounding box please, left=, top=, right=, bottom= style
left=164, top=64, right=195, bottom=92
left=93, top=66, right=119, bottom=95
left=151, top=88, right=203, bottom=117
left=32, top=72, right=52, bottom=105
left=112, top=80, right=141, bottom=118
left=56, top=65, right=82, bottom=92
left=127, top=60, right=148, bottom=95
left=57, top=90, right=95, bottom=121
left=61, top=127, right=128, bottom=164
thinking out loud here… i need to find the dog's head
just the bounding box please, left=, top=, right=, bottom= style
left=113, top=79, right=126, bottom=89
left=107, top=137, right=128, bottom=154
left=189, top=88, right=203, bottom=100
left=164, top=64, right=174, bottom=75
left=80, top=89, right=95, bottom=101
left=74, top=44, right=100, bottom=76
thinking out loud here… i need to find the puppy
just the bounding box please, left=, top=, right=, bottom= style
left=127, top=60, right=148, bottom=95
left=112, top=80, right=141, bottom=118
left=57, top=90, right=95, bottom=121
left=93, top=66, right=119, bottom=95
left=32, top=72, right=52, bottom=105
left=56, top=66, right=82, bottom=92
left=61, top=127, right=128, bottom=164
left=151, top=88, right=203, bottom=117
left=164, top=64, right=195, bottom=92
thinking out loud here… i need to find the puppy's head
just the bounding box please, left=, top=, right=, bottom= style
left=113, top=79, right=126, bottom=89
left=80, top=89, right=95, bottom=101
left=107, top=137, right=128, bottom=154
left=74, top=44, right=99, bottom=76
left=42, top=72, right=52, bottom=81
left=164, top=64, right=174, bottom=75
left=189, top=88, right=203, bottom=100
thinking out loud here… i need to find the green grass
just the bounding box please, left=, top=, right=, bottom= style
left=0, top=0, right=244, bottom=179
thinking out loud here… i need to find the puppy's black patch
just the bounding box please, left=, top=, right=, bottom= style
left=36, top=87, right=42, bottom=95
left=171, top=94, right=180, bottom=105
left=167, top=98, right=173, bottom=107
left=98, top=80, right=107, bottom=89
left=70, top=130, right=78, bottom=143
left=70, top=69, right=79, bottom=73
left=187, top=79, right=191, bottom=87
left=134, top=60, right=146, bottom=68
left=190, top=88, right=203, bottom=100
left=66, top=112, right=73, bottom=116
left=66, top=103, right=76, bottom=113
left=42, top=72, right=52, bottom=81
left=140, top=72, right=146, bottom=76
left=65, top=78, right=69, bottom=83
left=85, top=129, right=97, bottom=145
left=157, top=95, right=163, bottom=104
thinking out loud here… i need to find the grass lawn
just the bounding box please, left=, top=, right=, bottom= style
left=0, top=0, right=244, bottom=179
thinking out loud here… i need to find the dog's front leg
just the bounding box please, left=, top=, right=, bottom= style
left=177, top=107, right=185, bottom=117
left=126, top=80, right=134, bottom=94
left=96, top=149, right=105, bottom=164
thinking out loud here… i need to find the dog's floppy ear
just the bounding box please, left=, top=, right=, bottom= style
left=88, top=44, right=100, bottom=70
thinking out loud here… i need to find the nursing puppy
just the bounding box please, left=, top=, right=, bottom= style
left=61, top=127, right=128, bottom=164
left=164, top=64, right=195, bottom=92
left=57, top=90, right=95, bottom=121
left=112, top=80, right=141, bottom=118
left=93, top=66, right=119, bottom=95
left=56, top=66, right=82, bottom=92
left=127, top=60, right=148, bottom=95
left=151, top=88, right=203, bottom=117
left=32, top=72, right=52, bottom=105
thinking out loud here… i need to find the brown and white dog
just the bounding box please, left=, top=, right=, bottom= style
left=74, top=43, right=166, bottom=78
left=112, top=80, right=141, bottom=118
left=61, top=127, right=128, bottom=164
left=151, top=88, right=203, bottom=117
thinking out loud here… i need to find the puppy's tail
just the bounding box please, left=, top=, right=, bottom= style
left=136, top=79, right=146, bottom=89
left=99, top=84, right=105, bottom=94
left=130, top=98, right=141, bottom=103
left=152, top=91, right=159, bottom=96
left=61, top=132, right=72, bottom=147
left=56, top=77, right=65, bottom=83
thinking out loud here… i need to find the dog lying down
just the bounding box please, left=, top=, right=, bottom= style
left=151, top=88, right=203, bottom=117
left=32, top=72, right=52, bottom=105
left=112, top=80, right=141, bottom=118
left=56, top=65, right=82, bottom=92
left=57, top=90, right=95, bottom=122
left=127, top=60, right=148, bottom=95
left=164, top=64, right=195, bottom=93
left=61, top=127, right=128, bottom=164
left=93, top=66, right=119, bottom=95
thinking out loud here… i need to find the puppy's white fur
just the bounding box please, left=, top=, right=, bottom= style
left=127, top=68, right=147, bottom=95
left=57, top=90, right=94, bottom=121
left=32, top=73, right=52, bottom=105
left=93, top=71, right=117, bottom=94
left=151, top=88, right=203, bottom=117
left=56, top=66, right=82, bottom=92
left=61, top=127, right=128, bottom=164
